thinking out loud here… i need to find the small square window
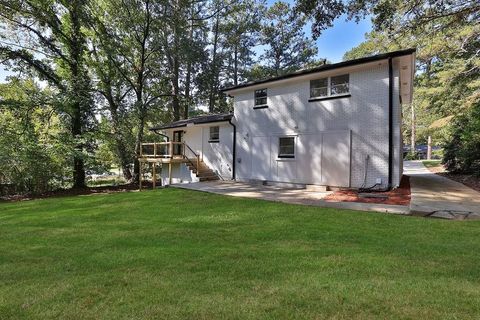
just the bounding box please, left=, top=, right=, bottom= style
left=310, top=78, right=328, bottom=98
left=278, top=137, right=295, bottom=158
left=209, top=126, right=219, bottom=142
left=254, top=88, right=267, bottom=106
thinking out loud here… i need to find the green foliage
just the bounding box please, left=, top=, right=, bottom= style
left=341, top=0, right=480, bottom=173
left=0, top=0, right=95, bottom=188
left=443, top=103, right=480, bottom=173
left=259, top=1, right=318, bottom=77
left=404, top=151, right=420, bottom=161
left=0, top=79, right=72, bottom=194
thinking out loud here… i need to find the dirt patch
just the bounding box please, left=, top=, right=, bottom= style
left=0, top=183, right=148, bottom=202
left=424, top=163, right=446, bottom=174
left=324, top=175, right=411, bottom=206
left=436, top=172, right=480, bottom=192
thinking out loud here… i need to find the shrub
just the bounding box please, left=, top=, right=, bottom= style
left=443, top=103, right=480, bottom=173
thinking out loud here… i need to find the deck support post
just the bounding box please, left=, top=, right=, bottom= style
left=152, top=162, right=156, bottom=189
left=168, top=162, right=172, bottom=185
left=139, top=160, right=143, bottom=191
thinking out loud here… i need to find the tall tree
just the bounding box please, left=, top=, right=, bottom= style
left=260, top=1, right=318, bottom=77
left=339, top=0, right=480, bottom=169
left=0, top=0, right=94, bottom=188
left=0, top=78, right=72, bottom=194
left=96, top=0, right=169, bottom=182
left=222, top=0, right=264, bottom=86
left=89, top=40, right=135, bottom=180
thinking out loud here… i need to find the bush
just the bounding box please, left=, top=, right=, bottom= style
left=443, top=103, right=480, bottom=173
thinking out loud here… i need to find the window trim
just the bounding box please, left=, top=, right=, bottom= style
left=209, top=126, right=220, bottom=143
left=278, top=136, right=295, bottom=159
left=254, top=88, right=268, bottom=107
left=310, top=74, right=350, bottom=99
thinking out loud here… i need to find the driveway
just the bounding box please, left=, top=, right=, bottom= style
left=405, top=161, right=480, bottom=219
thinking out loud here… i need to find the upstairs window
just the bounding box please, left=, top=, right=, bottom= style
left=209, top=126, right=219, bottom=142
left=310, top=74, right=349, bottom=98
left=278, top=137, right=295, bottom=158
left=330, top=74, right=349, bottom=95
left=310, top=78, right=328, bottom=98
left=254, top=88, right=267, bottom=106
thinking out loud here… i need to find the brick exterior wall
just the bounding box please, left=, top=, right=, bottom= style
left=232, top=63, right=403, bottom=188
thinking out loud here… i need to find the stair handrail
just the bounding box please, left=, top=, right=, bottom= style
left=182, top=142, right=200, bottom=172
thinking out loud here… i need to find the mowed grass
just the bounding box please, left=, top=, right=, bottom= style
left=422, top=160, right=442, bottom=168
left=1, top=189, right=480, bottom=319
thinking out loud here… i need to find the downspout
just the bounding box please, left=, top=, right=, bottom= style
left=152, top=129, right=169, bottom=142
left=388, top=57, right=393, bottom=190
left=228, top=118, right=236, bottom=180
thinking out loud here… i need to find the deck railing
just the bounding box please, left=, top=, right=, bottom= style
left=140, top=142, right=184, bottom=158
left=140, top=141, right=200, bottom=170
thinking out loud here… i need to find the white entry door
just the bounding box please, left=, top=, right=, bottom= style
left=321, top=131, right=351, bottom=187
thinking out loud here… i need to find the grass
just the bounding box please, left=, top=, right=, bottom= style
left=1, top=189, right=480, bottom=319
left=422, top=160, right=442, bottom=168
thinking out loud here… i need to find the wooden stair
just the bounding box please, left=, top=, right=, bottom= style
left=186, top=159, right=220, bottom=182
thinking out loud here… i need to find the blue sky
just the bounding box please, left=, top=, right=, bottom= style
left=313, top=15, right=372, bottom=62
left=262, top=0, right=373, bottom=62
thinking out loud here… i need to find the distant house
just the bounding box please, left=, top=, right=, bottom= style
left=145, top=48, right=415, bottom=190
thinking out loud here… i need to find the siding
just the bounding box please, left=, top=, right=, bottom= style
left=233, top=63, right=402, bottom=188
left=164, top=122, right=234, bottom=181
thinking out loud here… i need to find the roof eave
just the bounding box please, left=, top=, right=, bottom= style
left=221, top=48, right=416, bottom=95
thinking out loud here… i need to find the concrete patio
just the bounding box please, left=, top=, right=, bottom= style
left=170, top=181, right=410, bottom=215
left=170, top=162, right=480, bottom=220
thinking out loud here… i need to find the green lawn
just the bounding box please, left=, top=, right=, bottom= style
left=1, top=189, right=480, bottom=319
left=422, top=160, right=442, bottom=168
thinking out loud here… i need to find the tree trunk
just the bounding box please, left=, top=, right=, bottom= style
left=132, top=0, right=150, bottom=183
left=72, top=106, right=86, bottom=188
left=172, top=53, right=180, bottom=121
left=108, top=96, right=132, bottom=180
left=184, top=5, right=195, bottom=119
left=411, top=103, right=416, bottom=155
left=133, top=99, right=145, bottom=182
left=208, top=12, right=220, bottom=113
left=69, top=1, right=87, bottom=189
left=184, top=62, right=191, bottom=119
left=233, top=44, right=238, bottom=86
left=427, top=136, right=432, bottom=160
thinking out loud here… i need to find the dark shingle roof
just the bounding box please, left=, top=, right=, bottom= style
left=221, top=48, right=416, bottom=93
left=150, top=113, right=233, bottom=131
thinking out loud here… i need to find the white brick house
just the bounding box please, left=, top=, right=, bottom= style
left=147, top=49, right=415, bottom=190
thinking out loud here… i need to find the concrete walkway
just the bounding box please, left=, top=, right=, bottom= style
left=171, top=181, right=410, bottom=215
left=405, top=161, right=480, bottom=220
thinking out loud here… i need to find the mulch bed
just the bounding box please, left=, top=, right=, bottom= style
left=0, top=183, right=147, bottom=202
left=324, top=175, right=411, bottom=206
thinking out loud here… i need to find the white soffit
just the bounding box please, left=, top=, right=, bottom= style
left=396, top=53, right=415, bottom=105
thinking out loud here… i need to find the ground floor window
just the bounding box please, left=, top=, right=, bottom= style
left=278, top=137, right=295, bottom=158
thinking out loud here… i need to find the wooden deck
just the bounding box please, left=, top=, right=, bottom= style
left=138, top=141, right=200, bottom=189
